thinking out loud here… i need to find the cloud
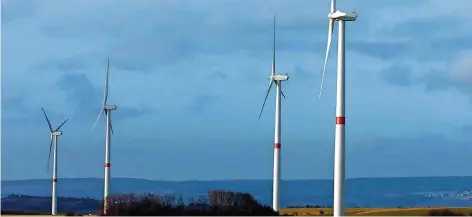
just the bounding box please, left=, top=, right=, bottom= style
left=32, top=53, right=102, bottom=74
left=342, top=1, right=472, bottom=99
left=379, top=66, right=415, bottom=87
left=292, top=66, right=313, bottom=79
left=54, top=72, right=154, bottom=122
left=348, top=134, right=472, bottom=177
left=3, top=0, right=472, bottom=180
left=189, top=94, right=221, bottom=114
left=376, top=53, right=472, bottom=101
left=459, top=125, right=472, bottom=135
left=211, top=71, right=227, bottom=81
left=56, top=73, right=99, bottom=114
left=1, top=96, right=69, bottom=138
left=23, top=1, right=325, bottom=75
left=1, top=96, right=39, bottom=122
left=448, top=50, right=472, bottom=84
left=350, top=36, right=472, bottom=62
left=0, top=0, right=38, bottom=24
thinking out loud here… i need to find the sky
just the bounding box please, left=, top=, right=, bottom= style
left=1, top=0, right=472, bottom=181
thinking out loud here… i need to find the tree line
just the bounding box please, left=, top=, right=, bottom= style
left=98, top=190, right=278, bottom=216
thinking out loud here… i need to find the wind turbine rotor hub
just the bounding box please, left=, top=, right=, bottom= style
left=52, top=131, right=62, bottom=136
left=329, top=11, right=358, bottom=21
left=104, top=105, right=117, bottom=110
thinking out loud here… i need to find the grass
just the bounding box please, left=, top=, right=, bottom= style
left=280, top=207, right=472, bottom=216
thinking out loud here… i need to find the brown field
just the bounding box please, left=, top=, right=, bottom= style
left=280, top=207, right=472, bottom=216
left=4, top=207, right=472, bottom=216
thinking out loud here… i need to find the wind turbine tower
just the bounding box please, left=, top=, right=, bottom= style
left=258, top=15, right=289, bottom=212
left=41, top=107, right=68, bottom=216
left=92, top=58, right=117, bottom=215
left=318, top=0, right=357, bottom=216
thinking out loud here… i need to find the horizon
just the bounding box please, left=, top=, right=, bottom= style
left=3, top=175, right=472, bottom=182
left=2, top=0, right=472, bottom=181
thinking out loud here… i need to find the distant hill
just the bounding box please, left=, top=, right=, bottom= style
left=1, top=195, right=99, bottom=214
left=2, top=176, right=472, bottom=212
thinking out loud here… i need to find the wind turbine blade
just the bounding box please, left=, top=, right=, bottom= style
left=54, top=118, right=68, bottom=132
left=271, top=14, right=276, bottom=77
left=102, top=110, right=114, bottom=134
left=110, top=121, right=114, bottom=135
left=108, top=111, right=114, bottom=134
left=318, top=18, right=334, bottom=99
left=47, top=134, right=53, bottom=174
left=281, top=90, right=286, bottom=99
left=41, top=107, right=53, bottom=133
left=258, top=79, right=274, bottom=120
left=331, top=0, right=336, bottom=13
left=103, top=58, right=110, bottom=106
left=91, top=109, right=104, bottom=132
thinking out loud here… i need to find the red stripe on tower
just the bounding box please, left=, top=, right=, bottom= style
left=53, top=178, right=57, bottom=183
left=105, top=163, right=111, bottom=168
left=274, top=143, right=281, bottom=149
left=336, top=117, right=345, bottom=125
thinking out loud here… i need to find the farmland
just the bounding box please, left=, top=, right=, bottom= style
left=280, top=207, right=472, bottom=216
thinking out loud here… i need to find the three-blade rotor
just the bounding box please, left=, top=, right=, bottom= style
left=319, top=0, right=336, bottom=98
left=41, top=107, right=68, bottom=173
left=258, top=15, right=287, bottom=120
left=92, top=58, right=114, bottom=134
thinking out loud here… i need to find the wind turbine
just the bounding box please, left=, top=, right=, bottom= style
left=91, top=58, right=117, bottom=215
left=318, top=0, right=357, bottom=216
left=258, top=15, right=289, bottom=213
left=41, top=107, right=68, bottom=216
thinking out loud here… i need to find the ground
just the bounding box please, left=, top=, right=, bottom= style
left=280, top=207, right=472, bottom=216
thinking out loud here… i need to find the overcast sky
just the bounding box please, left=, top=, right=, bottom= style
left=2, top=0, right=472, bottom=181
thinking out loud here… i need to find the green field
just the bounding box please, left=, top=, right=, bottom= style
left=280, top=207, right=472, bottom=216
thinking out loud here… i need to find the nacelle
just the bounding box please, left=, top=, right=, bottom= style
left=53, top=131, right=62, bottom=136
left=329, top=11, right=357, bottom=21
left=104, top=105, right=117, bottom=110
left=272, top=74, right=289, bottom=81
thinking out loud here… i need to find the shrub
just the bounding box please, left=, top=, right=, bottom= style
left=428, top=209, right=464, bottom=216
left=64, top=211, right=75, bottom=216
left=99, top=190, right=278, bottom=216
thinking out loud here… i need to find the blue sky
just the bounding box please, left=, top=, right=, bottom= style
left=2, top=0, right=472, bottom=181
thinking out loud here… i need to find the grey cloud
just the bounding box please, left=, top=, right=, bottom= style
left=1, top=96, right=61, bottom=128
left=31, top=2, right=326, bottom=74
left=55, top=73, right=155, bottom=121
left=350, top=36, right=472, bottom=62
left=211, top=71, right=227, bottom=81
left=109, top=58, right=155, bottom=72
left=349, top=41, right=409, bottom=60
left=33, top=54, right=102, bottom=74
left=380, top=63, right=472, bottom=99
left=349, top=11, right=472, bottom=62
left=460, top=125, right=472, bottom=135
left=189, top=94, right=221, bottom=114
left=379, top=66, right=416, bottom=87
left=104, top=23, right=321, bottom=74
left=117, top=107, right=155, bottom=121
left=12, top=0, right=434, bottom=78
left=1, top=96, right=27, bottom=112
left=292, top=66, right=313, bottom=79
left=56, top=73, right=99, bottom=116
left=349, top=134, right=471, bottom=177
left=449, top=51, right=472, bottom=84
left=31, top=53, right=151, bottom=76
left=1, top=0, right=38, bottom=24
left=385, top=19, right=457, bottom=39
left=418, top=70, right=455, bottom=92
